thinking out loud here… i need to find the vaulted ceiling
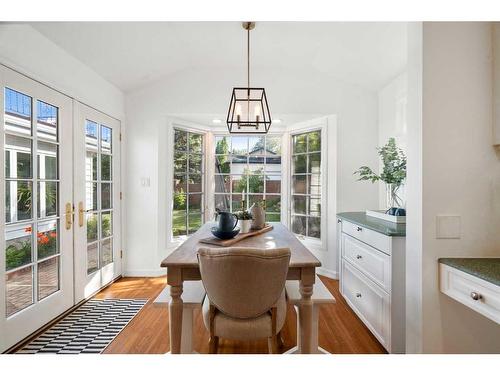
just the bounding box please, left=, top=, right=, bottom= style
left=31, top=22, right=407, bottom=93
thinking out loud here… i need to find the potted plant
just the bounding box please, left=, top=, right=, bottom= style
left=236, top=210, right=253, bottom=233
left=354, top=137, right=407, bottom=214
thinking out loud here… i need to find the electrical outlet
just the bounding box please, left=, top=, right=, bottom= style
left=436, top=215, right=461, bottom=239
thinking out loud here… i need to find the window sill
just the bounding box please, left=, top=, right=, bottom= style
left=295, top=235, right=324, bottom=252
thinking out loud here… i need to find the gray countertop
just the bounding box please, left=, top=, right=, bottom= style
left=439, top=258, right=500, bottom=287
left=337, top=211, right=406, bottom=237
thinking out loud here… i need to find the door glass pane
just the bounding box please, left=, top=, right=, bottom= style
left=266, top=196, right=281, bottom=213
left=101, top=183, right=112, bottom=209
left=292, top=175, right=307, bottom=194
left=87, top=243, right=99, bottom=274
left=101, top=154, right=112, bottom=181
left=215, top=136, right=230, bottom=154
left=37, top=141, right=58, bottom=180
left=188, top=213, right=202, bottom=233
left=214, top=175, right=230, bottom=193
left=293, top=134, right=307, bottom=153
left=231, top=136, right=248, bottom=155
left=6, top=266, right=33, bottom=317
left=173, top=210, right=187, bottom=237
left=292, top=195, right=306, bottom=215
left=37, top=220, right=58, bottom=260
left=101, top=211, right=112, bottom=238
left=86, top=151, right=98, bottom=181
left=101, top=238, right=113, bottom=267
left=85, top=120, right=98, bottom=151
left=214, top=194, right=230, bottom=212
left=37, top=181, right=58, bottom=218
left=5, top=180, right=32, bottom=223
left=4, top=88, right=32, bottom=136
left=86, top=182, right=98, bottom=211
left=86, top=213, right=98, bottom=242
left=38, top=256, right=59, bottom=300
left=101, top=126, right=112, bottom=154
left=5, top=223, right=32, bottom=271
left=5, top=134, right=32, bottom=178
left=36, top=100, right=58, bottom=142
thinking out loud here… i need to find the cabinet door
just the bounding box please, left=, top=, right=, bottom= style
left=342, top=260, right=391, bottom=351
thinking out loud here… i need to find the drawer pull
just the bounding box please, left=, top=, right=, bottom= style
left=470, top=292, right=482, bottom=301
left=356, top=226, right=363, bottom=232
left=337, top=219, right=342, bottom=223
left=355, top=293, right=362, bottom=298
left=356, top=254, right=363, bottom=260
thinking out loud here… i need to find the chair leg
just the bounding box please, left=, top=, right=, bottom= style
left=277, top=331, right=284, bottom=348
left=209, top=336, right=219, bottom=354
left=208, top=304, right=219, bottom=354
left=268, top=306, right=278, bottom=354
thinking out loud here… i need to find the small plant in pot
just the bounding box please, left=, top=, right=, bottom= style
left=354, top=137, right=407, bottom=215
left=236, top=210, right=253, bottom=233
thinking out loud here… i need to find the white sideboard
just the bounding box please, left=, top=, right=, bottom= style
left=338, top=213, right=406, bottom=353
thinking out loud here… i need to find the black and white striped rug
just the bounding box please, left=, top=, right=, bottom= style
left=18, top=299, right=147, bottom=354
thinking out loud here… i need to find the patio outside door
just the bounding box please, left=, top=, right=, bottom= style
left=0, top=66, right=74, bottom=352
left=73, top=103, right=121, bottom=302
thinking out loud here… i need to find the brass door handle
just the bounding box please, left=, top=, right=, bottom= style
left=78, top=202, right=84, bottom=227
left=65, top=203, right=74, bottom=230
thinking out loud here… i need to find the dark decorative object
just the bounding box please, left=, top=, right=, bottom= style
left=226, top=22, right=272, bottom=134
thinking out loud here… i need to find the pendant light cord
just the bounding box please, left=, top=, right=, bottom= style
left=247, top=26, right=250, bottom=89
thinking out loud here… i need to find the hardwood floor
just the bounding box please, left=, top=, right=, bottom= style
left=98, top=275, right=386, bottom=354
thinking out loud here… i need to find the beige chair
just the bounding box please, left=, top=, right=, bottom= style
left=197, top=247, right=291, bottom=354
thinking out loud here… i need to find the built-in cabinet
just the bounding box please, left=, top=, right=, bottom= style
left=338, top=213, right=406, bottom=353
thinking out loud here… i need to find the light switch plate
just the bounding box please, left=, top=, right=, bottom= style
left=436, top=215, right=461, bottom=239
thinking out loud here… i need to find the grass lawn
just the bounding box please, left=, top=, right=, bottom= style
left=173, top=209, right=202, bottom=236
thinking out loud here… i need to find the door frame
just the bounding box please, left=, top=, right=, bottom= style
left=73, top=102, right=122, bottom=303
left=0, top=65, right=74, bottom=352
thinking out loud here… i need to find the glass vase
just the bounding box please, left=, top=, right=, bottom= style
left=385, top=183, right=403, bottom=209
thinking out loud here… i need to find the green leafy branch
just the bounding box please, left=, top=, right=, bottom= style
left=354, top=138, right=406, bottom=186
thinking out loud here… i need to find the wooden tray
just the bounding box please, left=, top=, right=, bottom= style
left=199, top=225, right=273, bottom=247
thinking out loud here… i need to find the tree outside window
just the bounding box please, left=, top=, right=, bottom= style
left=172, top=129, right=204, bottom=236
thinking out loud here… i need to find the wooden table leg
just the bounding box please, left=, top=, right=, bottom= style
left=298, top=267, right=315, bottom=354
left=168, top=267, right=184, bottom=354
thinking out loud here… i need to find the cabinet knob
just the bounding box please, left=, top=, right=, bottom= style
left=356, top=254, right=362, bottom=260
left=337, top=219, right=342, bottom=224
left=356, top=293, right=362, bottom=298
left=356, top=226, right=363, bottom=232
left=470, top=292, right=482, bottom=301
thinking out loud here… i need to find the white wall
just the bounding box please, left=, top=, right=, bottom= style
left=124, top=66, right=380, bottom=276
left=408, top=22, right=500, bottom=353
left=0, top=24, right=124, bottom=119
left=377, top=72, right=408, bottom=209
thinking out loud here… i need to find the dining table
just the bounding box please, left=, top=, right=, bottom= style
left=160, top=222, right=322, bottom=354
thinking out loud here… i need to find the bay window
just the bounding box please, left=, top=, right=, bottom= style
left=214, top=135, right=282, bottom=222
left=290, top=130, right=322, bottom=239
left=172, top=128, right=205, bottom=237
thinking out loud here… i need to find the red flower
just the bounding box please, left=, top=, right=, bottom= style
left=38, top=236, right=49, bottom=245
left=25, top=227, right=32, bottom=233
left=49, top=232, right=57, bottom=238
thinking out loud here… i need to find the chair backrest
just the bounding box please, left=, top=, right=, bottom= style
left=197, top=247, right=291, bottom=319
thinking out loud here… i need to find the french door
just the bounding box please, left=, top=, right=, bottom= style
left=0, top=66, right=74, bottom=351
left=0, top=67, right=122, bottom=352
left=73, top=103, right=121, bottom=302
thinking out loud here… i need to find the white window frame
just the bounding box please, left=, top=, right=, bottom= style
left=287, top=118, right=329, bottom=252
left=211, top=131, right=287, bottom=224
left=166, top=120, right=209, bottom=249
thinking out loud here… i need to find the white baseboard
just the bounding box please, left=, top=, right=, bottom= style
left=316, top=267, right=338, bottom=280
left=123, top=269, right=168, bottom=277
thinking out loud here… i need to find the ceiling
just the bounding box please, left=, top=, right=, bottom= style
left=31, top=22, right=407, bottom=93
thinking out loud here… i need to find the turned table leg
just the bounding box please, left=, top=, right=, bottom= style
left=168, top=268, right=184, bottom=354
left=298, top=267, right=315, bottom=354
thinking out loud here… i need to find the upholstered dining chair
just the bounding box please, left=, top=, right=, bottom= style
left=197, top=247, right=291, bottom=354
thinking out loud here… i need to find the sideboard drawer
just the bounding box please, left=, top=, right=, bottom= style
left=342, top=220, right=391, bottom=255
left=342, top=260, right=390, bottom=349
left=440, top=264, right=500, bottom=325
left=342, top=233, right=391, bottom=291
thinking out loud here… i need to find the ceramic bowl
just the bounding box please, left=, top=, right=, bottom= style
left=211, top=227, right=240, bottom=240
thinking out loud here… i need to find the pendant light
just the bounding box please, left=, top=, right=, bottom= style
left=226, top=22, right=272, bottom=134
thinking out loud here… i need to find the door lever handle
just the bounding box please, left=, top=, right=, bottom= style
left=78, top=202, right=84, bottom=227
